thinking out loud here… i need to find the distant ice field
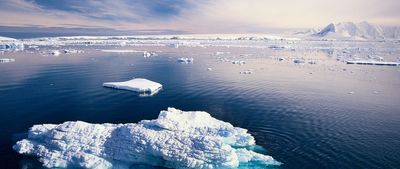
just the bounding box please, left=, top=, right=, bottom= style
left=0, top=36, right=399, bottom=168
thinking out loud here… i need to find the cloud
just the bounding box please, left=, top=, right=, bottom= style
left=0, top=0, right=399, bottom=34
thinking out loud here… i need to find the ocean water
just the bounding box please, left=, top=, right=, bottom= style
left=0, top=45, right=400, bottom=169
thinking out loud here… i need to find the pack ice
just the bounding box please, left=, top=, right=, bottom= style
left=13, top=108, right=281, bottom=169
left=103, top=78, right=162, bottom=96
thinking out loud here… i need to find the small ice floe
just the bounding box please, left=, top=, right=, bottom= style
left=215, top=52, right=225, bottom=55
left=348, top=91, right=355, bottom=94
left=63, top=49, right=82, bottom=54
left=207, top=67, right=213, bottom=71
left=346, top=60, right=400, bottom=66
left=0, top=43, right=24, bottom=51
left=13, top=108, right=281, bottom=169
left=308, top=60, right=317, bottom=64
left=101, top=50, right=141, bottom=53
left=0, top=58, right=15, bottom=63
left=178, top=57, right=194, bottom=63
left=219, top=58, right=230, bottom=62
left=120, top=41, right=127, bottom=47
left=103, top=78, right=162, bottom=96
left=240, top=69, right=253, bottom=74
left=232, top=60, right=246, bottom=65
left=293, top=58, right=305, bottom=64
left=50, top=50, right=61, bottom=56
left=143, top=51, right=157, bottom=58
left=168, top=43, right=180, bottom=48
left=269, top=45, right=290, bottom=50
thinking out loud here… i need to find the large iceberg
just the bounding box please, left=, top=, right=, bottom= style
left=13, top=108, right=281, bottom=169
left=103, top=78, right=162, bottom=96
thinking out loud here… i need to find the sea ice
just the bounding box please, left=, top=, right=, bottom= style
left=13, top=108, right=281, bottom=169
left=143, top=51, right=157, bottom=58
left=178, top=57, right=194, bottom=63
left=346, top=60, right=400, bottom=66
left=103, top=78, right=162, bottom=96
left=51, top=50, right=61, bottom=56
left=293, top=59, right=305, bottom=64
left=240, top=70, right=253, bottom=74
left=232, top=60, right=246, bottom=65
left=0, top=58, right=15, bottom=63
left=64, top=49, right=82, bottom=54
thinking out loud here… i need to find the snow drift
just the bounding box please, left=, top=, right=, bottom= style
left=13, top=108, right=280, bottom=169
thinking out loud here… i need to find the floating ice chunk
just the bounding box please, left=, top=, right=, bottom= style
left=120, top=41, right=127, bottom=47
left=103, top=78, right=162, bottom=96
left=293, top=58, right=305, bottom=64
left=101, top=50, right=143, bottom=53
left=232, top=60, right=246, bottom=65
left=215, top=52, right=225, bottom=56
left=63, top=49, right=82, bottom=54
left=240, top=70, right=253, bottom=74
left=143, top=51, right=157, bottom=58
left=269, top=45, right=290, bottom=50
left=207, top=67, right=213, bottom=71
left=346, top=60, right=400, bottom=66
left=0, top=58, right=15, bottom=63
left=178, top=57, right=194, bottom=63
left=50, top=50, right=61, bottom=56
left=308, top=60, right=317, bottom=64
left=13, top=108, right=281, bottom=169
left=0, top=42, right=24, bottom=51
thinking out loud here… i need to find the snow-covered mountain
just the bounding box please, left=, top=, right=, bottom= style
left=311, top=22, right=399, bottom=40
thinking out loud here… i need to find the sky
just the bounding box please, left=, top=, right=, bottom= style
left=0, top=0, right=399, bottom=34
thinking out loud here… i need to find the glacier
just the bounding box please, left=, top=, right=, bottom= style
left=13, top=108, right=281, bottom=169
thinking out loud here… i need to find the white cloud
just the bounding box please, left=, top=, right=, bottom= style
left=0, top=0, right=399, bottom=33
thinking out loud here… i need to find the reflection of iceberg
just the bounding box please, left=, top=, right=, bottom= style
left=103, top=78, right=162, bottom=96
left=13, top=108, right=281, bottom=169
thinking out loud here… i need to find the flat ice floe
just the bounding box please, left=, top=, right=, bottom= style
left=101, top=49, right=143, bottom=53
left=13, top=108, right=281, bottom=169
left=103, top=78, right=162, bottom=96
left=346, top=60, right=400, bottom=66
left=0, top=58, right=15, bottom=63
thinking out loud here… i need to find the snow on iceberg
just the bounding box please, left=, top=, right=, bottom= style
left=103, top=78, right=162, bottom=96
left=13, top=108, right=281, bottom=169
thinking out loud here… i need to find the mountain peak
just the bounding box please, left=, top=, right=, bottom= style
left=312, top=21, right=389, bottom=40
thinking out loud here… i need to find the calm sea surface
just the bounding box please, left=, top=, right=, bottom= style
left=0, top=45, right=399, bottom=169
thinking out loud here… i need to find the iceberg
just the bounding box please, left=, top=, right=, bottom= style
left=103, top=78, right=162, bottom=96
left=13, top=108, right=281, bottom=169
